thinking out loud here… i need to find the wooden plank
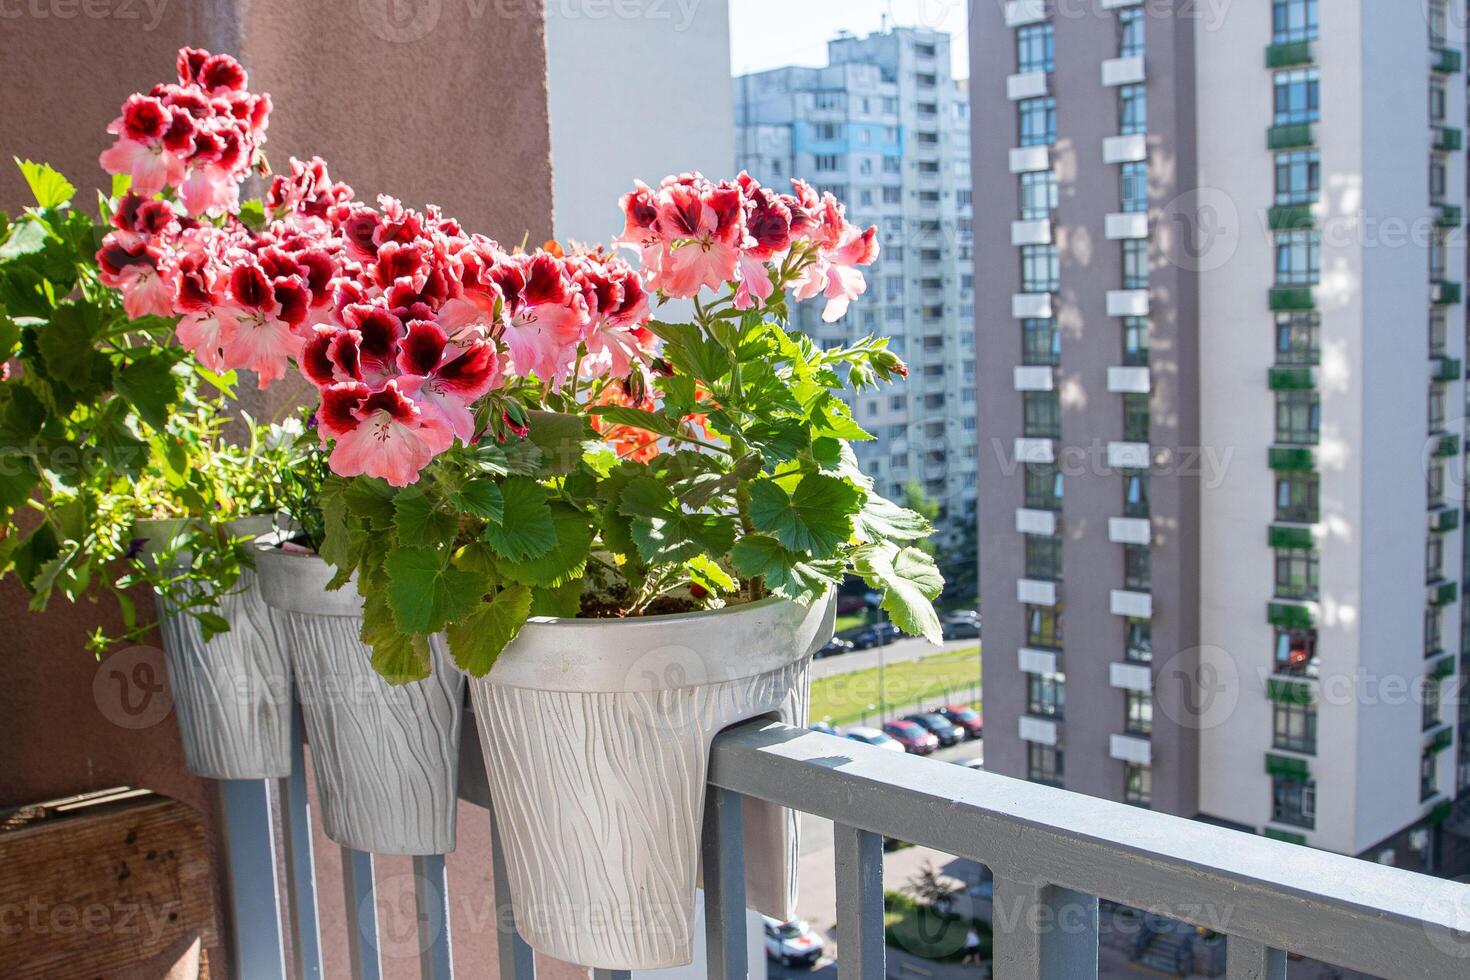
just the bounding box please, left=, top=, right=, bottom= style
left=0, top=796, right=220, bottom=980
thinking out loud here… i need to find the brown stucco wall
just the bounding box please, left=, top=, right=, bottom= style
left=0, top=2, right=560, bottom=976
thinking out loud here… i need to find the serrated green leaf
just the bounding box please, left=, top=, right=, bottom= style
left=0, top=457, right=37, bottom=518
left=481, top=476, right=556, bottom=561
left=687, top=554, right=736, bottom=594
left=393, top=488, right=459, bottom=551
left=494, top=504, right=590, bottom=587
left=589, top=405, right=680, bottom=438
left=0, top=312, right=19, bottom=364
left=36, top=302, right=107, bottom=390
left=446, top=585, right=533, bottom=676
left=317, top=482, right=364, bottom=590
left=674, top=452, right=762, bottom=509
left=856, top=494, right=935, bottom=542
left=384, top=546, right=489, bottom=635
left=236, top=199, right=267, bottom=231
left=526, top=410, right=592, bottom=475
left=0, top=219, right=48, bottom=263
left=748, top=474, right=861, bottom=559
left=618, top=476, right=736, bottom=565
left=729, top=533, right=841, bottom=601
left=114, top=352, right=181, bottom=432
left=853, top=542, right=944, bottom=644
left=110, top=173, right=132, bottom=199
left=16, top=160, right=75, bottom=210
left=531, top=576, right=585, bottom=617
left=449, top=478, right=504, bottom=522
left=741, top=417, right=809, bottom=462
left=361, top=589, right=432, bottom=684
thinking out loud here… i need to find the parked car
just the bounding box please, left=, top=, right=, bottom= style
left=808, top=721, right=838, bottom=736
left=941, top=617, right=981, bottom=640
left=762, top=916, right=823, bottom=968
left=906, top=712, right=964, bottom=747
left=844, top=726, right=906, bottom=753
left=815, top=636, right=854, bottom=659
left=939, top=705, right=983, bottom=740
left=846, top=626, right=884, bottom=649
left=882, top=719, right=938, bottom=755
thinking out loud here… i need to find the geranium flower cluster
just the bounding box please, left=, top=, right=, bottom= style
left=99, top=47, right=271, bottom=216
left=615, top=171, right=880, bottom=321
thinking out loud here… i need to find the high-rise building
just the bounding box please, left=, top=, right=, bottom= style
left=971, top=0, right=1470, bottom=874
left=735, top=27, right=978, bottom=547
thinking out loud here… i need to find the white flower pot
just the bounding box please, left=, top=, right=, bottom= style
left=463, top=594, right=834, bottom=970
left=255, top=534, right=465, bottom=854
left=138, top=516, right=293, bottom=780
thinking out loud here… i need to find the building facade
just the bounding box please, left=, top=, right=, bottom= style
left=735, top=28, right=978, bottom=547
left=971, top=0, right=1470, bottom=874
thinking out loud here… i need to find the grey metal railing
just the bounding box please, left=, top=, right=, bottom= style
left=220, top=714, right=1470, bottom=980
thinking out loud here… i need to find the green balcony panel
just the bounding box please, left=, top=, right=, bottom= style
left=1268, top=447, right=1315, bottom=470
left=1432, top=507, right=1461, bottom=533
left=1434, top=434, right=1461, bottom=458
left=1429, top=801, right=1454, bottom=826
left=1429, top=727, right=1454, bottom=753
left=1431, top=581, right=1459, bottom=607
left=1266, top=40, right=1314, bottom=68
left=1267, top=678, right=1314, bottom=705
left=1267, top=124, right=1314, bottom=150
left=1265, top=753, right=1310, bottom=778
left=1431, top=356, right=1462, bottom=382
left=1268, top=524, right=1315, bottom=549
left=1434, top=47, right=1463, bottom=73
left=1433, top=280, right=1462, bottom=305
left=1268, top=601, right=1316, bottom=629
left=1270, top=287, right=1315, bottom=311
left=1268, top=204, right=1314, bottom=231
left=1437, top=204, right=1463, bottom=228
left=1434, top=126, right=1463, bottom=152
left=1268, top=366, right=1316, bottom=390
left=1262, top=827, right=1308, bottom=845
left=1431, top=656, right=1456, bottom=680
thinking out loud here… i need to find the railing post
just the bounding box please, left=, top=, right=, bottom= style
left=991, top=877, right=1098, bottom=980
left=279, top=701, right=323, bottom=980
left=1226, top=937, right=1288, bottom=980
left=701, top=786, right=748, bottom=980
left=341, top=848, right=381, bottom=980
left=833, top=823, right=885, bottom=979
left=412, top=854, right=454, bottom=980
left=488, top=798, right=536, bottom=979
left=217, top=778, right=288, bottom=980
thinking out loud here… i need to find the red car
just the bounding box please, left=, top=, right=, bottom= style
left=940, top=705, right=983, bottom=740
left=883, top=719, right=939, bottom=755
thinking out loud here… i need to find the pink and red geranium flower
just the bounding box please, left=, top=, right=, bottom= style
left=97, top=49, right=881, bottom=488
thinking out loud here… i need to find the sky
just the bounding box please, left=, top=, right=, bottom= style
left=728, top=0, right=969, bottom=80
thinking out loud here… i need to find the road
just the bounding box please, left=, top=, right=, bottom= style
left=811, top=637, right=977, bottom=679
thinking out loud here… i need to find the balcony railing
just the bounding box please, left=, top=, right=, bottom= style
left=209, top=717, right=1470, bottom=980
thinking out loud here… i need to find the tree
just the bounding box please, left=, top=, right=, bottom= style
left=907, top=861, right=960, bottom=915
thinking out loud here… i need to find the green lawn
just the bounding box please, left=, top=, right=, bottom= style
left=883, top=891, right=992, bottom=963
left=834, top=610, right=872, bottom=634
left=810, top=646, right=981, bottom=727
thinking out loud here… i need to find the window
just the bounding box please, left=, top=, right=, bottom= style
left=1124, top=544, right=1151, bottom=592
left=1428, top=534, right=1445, bottom=583
left=1273, top=69, right=1319, bottom=126
left=1027, top=743, right=1064, bottom=787
left=1431, top=155, right=1448, bottom=202
left=1273, top=0, right=1317, bottom=43
left=1121, top=161, right=1148, bottom=213
left=1021, top=244, right=1060, bottom=293
left=1274, top=547, right=1319, bottom=600
left=812, top=122, right=840, bottom=140
left=1273, top=700, right=1317, bottom=753
left=1019, top=96, right=1056, bottom=147
left=1025, top=463, right=1062, bottom=511
left=1123, top=392, right=1150, bottom=442
left=1427, top=607, right=1445, bottom=656
left=1022, top=318, right=1060, bottom=366
left=1430, top=310, right=1448, bottom=357
left=1432, top=234, right=1448, bottom=281
left=1421, top=748, right=1439, bottom=802
left=1020, top=170, right=1058, bottom=220
left=1274, top=150, right=1320, bottom=206
left=1026, top=604, right=1064, bottom=649
left=1274, top=628, right=1318, bottom=677
left=1126, top=618, right=1152, bottom=663
left=1274, top=231, right=1319, bottom=286
left=1429, top=462, right=1446, bottom=507
left=1124, top=763, right=1152, bottom=807
left=1118, top=8, right=1145, bottom=58
left=1125, top=689, right=1153, bottom=736
left=1424, top=676, right=1442, bottom=731
left=1275, top=312, right=1319, bottom=365
left=1119, top=83, right=1147, bottom=135
left=813, top=154, right=844, bottom=172
left=1275, top=471, right=1319, bottom=523
left=1028, top=671, right=1066, bottom=718
left=1123, top=317, right=1150, bottom=366
left=882, top=186, right=902, bottom=204
left=1123, top=469, right=1150, bottom=519
left=1275, top=390, right=1319, bottom=444
left=1017, top=23, right=1054, bottom=73
left=1026, top=535, right=1062, bottom=581
left=1122, top=240, right=1149, bottom=289
left=1024, top=390, right=1061, bottom=438
left=1430, top=383, right=1447, bottom=432
left=1431, top=79, right=1448, bottom=124
left=1272, top=775, right=1316, bottom=828
left=1428, top=0, right=1448, bottom=47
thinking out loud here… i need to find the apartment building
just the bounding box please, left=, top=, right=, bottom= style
left=735, top=27, right=978, bottom=545
left=971, top=0, right=1470, bottom=875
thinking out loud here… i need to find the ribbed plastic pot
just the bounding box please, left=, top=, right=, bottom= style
left=138, top=516, right=293, bottom=780
left=461, top=594, right=834, bottom=970
left=255, top=533, right=464, bottom=855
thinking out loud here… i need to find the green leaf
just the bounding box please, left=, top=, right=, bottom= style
left=618, top=476, right=736, bottom=565
left=445, top=585, right=534, bottom=676
left=481, top=476, right=556, bottom=561
left=449, top=478, right=504, bottom=522
left=856, top=494, right=935, bottom=542
left=0, top=457, right=37, bottom=518
left=15, top=160, right=75, bottom=209
left=393, top=488, right=460, bottom=552
left=318, top=482, right=366, bottom=590
left=740, top=417, right=808, bottom=462
left=13, top=521, right=59, bottom=598
left=687, top=554, right=737, bottom=594
left=674, top=452, right=762, bottom=509
left=526, top=410, right=592, bottom=475
left=729, top=533, right=842, bottom=600
left=361, top=589, right=433, bottom=684
left=748, top=474, right=861, bottom=559
left=494, top=503, right=590, bottom=587
left=0, top=218, right=48, bottom=263
left=853, top=543, right=944, bottom=644
left=645, top=320, right=731, bottom=383
left=37, top=301, right=108, bottom=393
left=110, top=173, right=132, bottom=199
left=114, top=352, right=182, bottom=432
left=0, top=311, right=19, bottom=364
left=342, top=477, right=397, bottom=529
left=588, top=405, right=680, bottom=438
left=236, top=199, right=267, bottom=231
left=384, top=546, right=489, bottom=634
